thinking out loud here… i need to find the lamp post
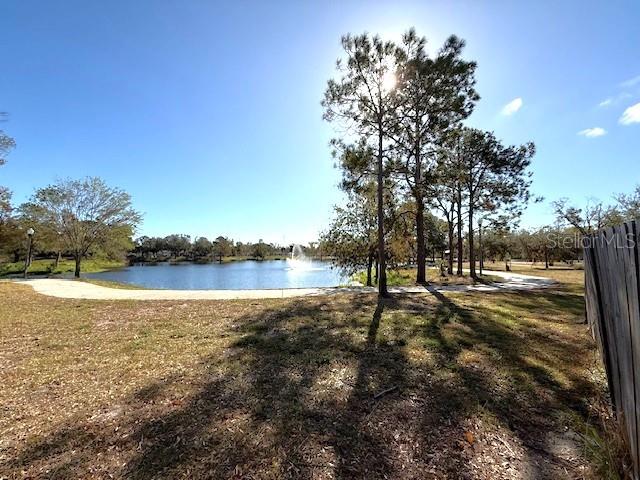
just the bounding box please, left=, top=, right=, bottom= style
left=23, top=227, right=35, bottom=279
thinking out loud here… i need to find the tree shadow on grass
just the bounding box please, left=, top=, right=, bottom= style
left=420, top=289, right=600, bottom=478
left=5, top=294, right=416, bottom=479
left=497, top=288, right=586, bottom=320
left=4, top=289, right=602, bottom=479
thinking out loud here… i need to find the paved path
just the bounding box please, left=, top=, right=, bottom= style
left=16, top=270, right=555, bottom=301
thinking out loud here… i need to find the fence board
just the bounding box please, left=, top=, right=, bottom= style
left=613, top=223, right=638, bottom=474
left=585, top=220, right=640, bottom=479
left=594, top=228, right=623, bottom=407
left=628, top=220, right=640, bottom=470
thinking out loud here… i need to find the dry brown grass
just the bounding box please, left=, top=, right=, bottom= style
left=481, top=260, right=585, bottom=286
left=355, top=267, right=501, bottom=287
left=0, top=278, right=615, bottom=479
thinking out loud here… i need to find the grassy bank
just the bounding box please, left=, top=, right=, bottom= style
left=0, top=273, right=621, bottom=478
left=0, top=258, right=126, bottom=278
left=354, top=267, right=502, bottom=287
left=75, top=278, right=148, bottom=290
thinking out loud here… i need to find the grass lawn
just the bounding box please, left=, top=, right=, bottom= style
left=478, top=261, right=585, bottom=293
left=0, top=258, right=126, bottom=278
left=354, top=267, right=503, bottom=287
left=0, top=274, right=621, bottom=478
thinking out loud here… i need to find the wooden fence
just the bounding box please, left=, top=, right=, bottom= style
left=584, top=220, right=640, bottom=478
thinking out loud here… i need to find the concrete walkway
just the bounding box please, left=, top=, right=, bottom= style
left=16, top=270, right=555, bottom=301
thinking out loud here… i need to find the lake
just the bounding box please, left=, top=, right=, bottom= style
left=85, top=259, right=347, bottom=290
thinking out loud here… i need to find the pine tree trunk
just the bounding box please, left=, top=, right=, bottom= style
left=447, top=219, right=454, bottom=275
left=366, top=253, right=373, bottom=287
left=468, top=206, right=476, bottom=278
left=544, top=246, right=549, bottom=269
left=416, top=198, right=426, bottom=284
left=479, top=225, right=484, bottom=274
left=376, top=120, right=387, bottom=296
left=456, top=191, right=463, bottom=276
left=374, top=258, right=379, bottom=284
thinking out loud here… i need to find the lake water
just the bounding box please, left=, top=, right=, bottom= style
left=85, top=260, right=347, bottom=290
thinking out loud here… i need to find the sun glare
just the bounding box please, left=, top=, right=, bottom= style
left=382, top=70, right=397, bottom=92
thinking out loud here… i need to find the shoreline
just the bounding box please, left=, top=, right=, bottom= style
left=15, top=270, right=555, bottom=300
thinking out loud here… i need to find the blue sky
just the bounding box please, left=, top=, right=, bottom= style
left=1, top=1, right=639, bottom=244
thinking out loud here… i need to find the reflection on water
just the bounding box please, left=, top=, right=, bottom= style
left=86, top=260, right=346, bottom=290
left=285, top=258, right=326, bottom=272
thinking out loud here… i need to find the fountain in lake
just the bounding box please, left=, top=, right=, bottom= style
left=286, top=244, right=314, bottom=271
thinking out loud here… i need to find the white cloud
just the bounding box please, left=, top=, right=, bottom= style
left=501, top=97, right=523, bottom=116
left=619, top=102, right=640, bottom=125
left=578, top=127, right=607, bottom=137
left=620, top=75, right=640, bottom=88
left=598, top=92, right=632, bottom=108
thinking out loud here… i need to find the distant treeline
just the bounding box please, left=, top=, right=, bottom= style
left=131, top=235, right=322, bottom=263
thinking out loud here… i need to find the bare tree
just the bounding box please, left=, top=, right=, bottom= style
left=0, top=113, right=17, bottom=256
left=0, top=112, right=16, bottom=167
left=24, top=177, right=141, bottom=277
left=552, top=197, right=620, bottom=235
left=615, top=185, right=640, bottom=221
